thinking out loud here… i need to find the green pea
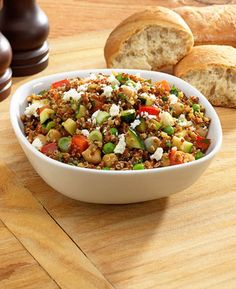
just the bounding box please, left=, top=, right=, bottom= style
left=102, top=167, right=110, bottom=170
left=133, top=163, right=145, bottom=170
left=195, top=151, right=204, bottom=160
left=58, top=137, right=71, bottom=152
left=102, top=142, right=115, bottom=154
left=163, top=126, right=174, bottom=135
left=193, top=104, right=200, bottom=112
left=110, top=128, right=118, bottom=136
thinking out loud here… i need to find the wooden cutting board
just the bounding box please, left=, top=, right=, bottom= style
left=1, top=29, right=236, bottom=289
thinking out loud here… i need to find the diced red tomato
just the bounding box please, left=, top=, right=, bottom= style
left=72, top=135, right=89, bottom=153
left=169, top=147, right=184, bottom=166
left=139, top=105, right=160, bottom=116
left=41, top=143, right=57, bottom=155
left=157, top=80, right=170, bottom=92
left=196, top=135, right=210, bottom=151
left=51, top=79, right=70, bottom=89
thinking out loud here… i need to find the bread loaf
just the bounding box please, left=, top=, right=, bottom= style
left=175, top=5, right=236, bottom=47
left=174, top=45, right=236, bottom=108
left=104, top=7, right=194, bottom=71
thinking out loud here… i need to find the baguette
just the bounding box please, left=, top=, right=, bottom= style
left=104, top=7, right=194, bottom=70
left=174, top=5, right=236, bottom=47
left=174, top=45, right=236, bottom=108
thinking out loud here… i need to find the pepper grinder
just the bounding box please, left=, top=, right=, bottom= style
left=0, top=0, right=49, bottom=76
left=0, top=31, right=12, bottom=101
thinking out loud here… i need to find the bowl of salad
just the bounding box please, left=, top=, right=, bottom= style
left=10, top=69, right=222, bottom=204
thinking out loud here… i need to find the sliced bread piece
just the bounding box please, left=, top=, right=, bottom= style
left=174, top=5, right=236, bottom=47
left=174, top=45, right=236, bottom=108
left=104, top=7, right=194, bottom=71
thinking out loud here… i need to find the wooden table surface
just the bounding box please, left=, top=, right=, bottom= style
left=1, top=1, right=236, bottom=289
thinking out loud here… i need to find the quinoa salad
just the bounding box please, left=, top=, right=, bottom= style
left=21, top=72, right=211, bottom=170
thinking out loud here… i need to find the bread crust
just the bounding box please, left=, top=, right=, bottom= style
left=175, top=5, right=236, bottom=47
left=104, top=7, right=194, bottom=68
left=174, top=45, right=236, bottom=77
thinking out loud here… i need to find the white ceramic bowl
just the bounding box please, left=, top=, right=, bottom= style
left=10, top=69, right=222, bottom=204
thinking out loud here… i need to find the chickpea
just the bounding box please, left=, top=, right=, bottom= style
left=172, top=102, right=184, bottom=116
left=46, top=129, right=61, bottom=142
left=121, top=85, right=136, bottom=98
left=144, top=137, right=161, bottom=153
left=36, top=134, right=47, bottom=145
left=82, top=144, right=101, bottom=164
left=102, top=153, right=118, bottom=167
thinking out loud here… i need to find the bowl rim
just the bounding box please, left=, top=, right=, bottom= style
left=10, top=68, right=223, bottom=175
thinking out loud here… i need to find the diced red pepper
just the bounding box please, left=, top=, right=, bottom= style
left=72, top=135, right=89, bottom=153
left=41, top=143, right=57, bottom=155
left=51, top=79, right=70, bottom=89
left=157, top=80, right=170, bottom=92
left=196, top=135, right=210, bottom=151
left=139, top=105, right=160, bottom=116
left=169, top=147, right=184, bottom=166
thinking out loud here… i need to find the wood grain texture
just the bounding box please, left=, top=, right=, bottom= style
left=0, top=162, right=114, bottom=289
left=1, top=28, right=236, bottom=288
left=37, top=0, right=236, bottom=39
left=0, top=221, right=59, bottom=289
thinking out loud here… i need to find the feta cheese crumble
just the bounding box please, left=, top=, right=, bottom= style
left=109, top=104, right=120, bottom=117
left=63, top=89, right=83, bottom=102
left=178, top=114, right=192, bottom=127
left=77, top=83, right=89, bottom=92
left=160, top=111, right=174, bottom=126
left=24, top=102, right=43, bottom=117
left=84, top=73, right=97, bottom=81
left=140, top=92, right=156, bottom=101
left=114, top=134, right=126, bottom=154
left=32, top=138, right=43, bottom=150
left=150, top=147, right=163, bottom=161
left=81, top=129, right=89, bottom=137
left=169, top=94, right=178, bottom=104
left=102, top=86, right=113, bottom=97
left=130, top=119, right=141, bottom=129
left=91, top=110, right=100, bottom=124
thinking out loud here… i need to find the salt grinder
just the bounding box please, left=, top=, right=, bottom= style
left=0, top=31, right=12, bottom=101
left=0, top=0, right=49, bottom=76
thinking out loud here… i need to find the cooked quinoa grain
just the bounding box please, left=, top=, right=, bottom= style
left=22, top=73, right=211, bottom=170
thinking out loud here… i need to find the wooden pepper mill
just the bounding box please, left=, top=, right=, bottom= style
left=0, top=0, right=49, bottom=76
left=0, top=31, right=12, bottom=101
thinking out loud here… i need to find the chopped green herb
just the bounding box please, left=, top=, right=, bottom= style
left=118, top=93, right=127, bottom=100
left=116, top=73, right=129, bottom=83
left=162, top=96, right=168, bottom=102
left=38, top=89, right=48, bottom=96
left=195, top=151, right=205, bottom=160
left=170, top=85, right=179, bottom=96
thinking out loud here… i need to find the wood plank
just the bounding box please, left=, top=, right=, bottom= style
left=0, top=162, right=114, bottom=289
left=0, top=220, right=59, bottom=289
left=37, top=0, right=236, bottom=39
